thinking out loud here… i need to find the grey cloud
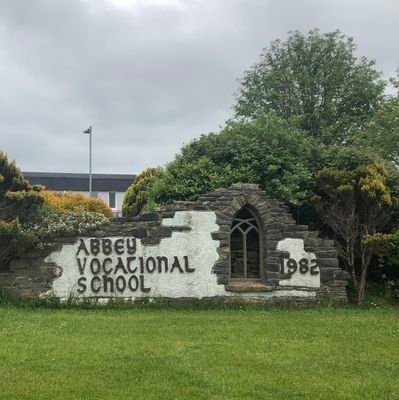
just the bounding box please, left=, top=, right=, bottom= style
left=0, top=0, right=398, bottom=174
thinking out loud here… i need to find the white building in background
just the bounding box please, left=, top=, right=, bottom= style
left=23, top=172, right=136, bottom=217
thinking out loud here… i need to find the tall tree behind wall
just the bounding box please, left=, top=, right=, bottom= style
left=234, top=29, right=385, bottom=145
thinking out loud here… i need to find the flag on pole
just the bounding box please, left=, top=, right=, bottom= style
left=83, top=126, right=92, bottom=134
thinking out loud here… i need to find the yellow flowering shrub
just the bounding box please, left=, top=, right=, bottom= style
left=43, top=191, right=113, bottom=218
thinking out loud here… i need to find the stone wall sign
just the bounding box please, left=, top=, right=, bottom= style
left=0, top=184, right=350, bottom=305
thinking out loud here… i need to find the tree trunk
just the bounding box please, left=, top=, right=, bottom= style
left=356, top=246, right=373, bottom=304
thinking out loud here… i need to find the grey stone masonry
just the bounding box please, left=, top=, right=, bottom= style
left=0, top=183, right=350, bottom=305
left=190, top=183, right=349, bottom=304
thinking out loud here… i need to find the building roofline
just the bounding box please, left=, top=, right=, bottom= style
left=23, top=172, right=136, bottom=180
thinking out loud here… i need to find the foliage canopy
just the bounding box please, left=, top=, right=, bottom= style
left=149, top=116, right=316, bottom=207
left=234, top=29, right=385, bottom=145
left=123, top=168, right=159, bottom=216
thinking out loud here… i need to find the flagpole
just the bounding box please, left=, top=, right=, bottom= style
left=89, top=127, right=92, bottom=197
left=83, top=126, right=93, bottom=197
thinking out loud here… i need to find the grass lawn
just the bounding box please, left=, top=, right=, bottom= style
left=0, top=304, right=398, bottom=400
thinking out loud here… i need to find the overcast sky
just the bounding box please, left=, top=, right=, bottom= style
left=1, top=0, right=398, bottom=175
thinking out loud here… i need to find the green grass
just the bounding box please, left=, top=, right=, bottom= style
left=0, top=305, right=398, bottom=399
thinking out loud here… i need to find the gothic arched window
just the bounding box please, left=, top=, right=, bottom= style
left=230, top=206, right=261, bottom=279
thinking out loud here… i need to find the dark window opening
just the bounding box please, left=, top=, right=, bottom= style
left=109, top=192, right=116, bottom=208
left=230, top=206, right=261, bottom=279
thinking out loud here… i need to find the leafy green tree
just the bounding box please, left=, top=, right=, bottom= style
left=149, top=116, right=316, bottom=208
left=234, top=29, right=385, bottom=144
left=312, top=162, right=399, bottom=304
left=123, top=168, right=159, bottom=216
left=355, top=71, right=399, bottom=164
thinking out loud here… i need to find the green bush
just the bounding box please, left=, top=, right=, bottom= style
left=149, top=116, right=316, bottom=207
left=22, top=207, right=110, bottom=250
left=0, top=151, right=44, bottom=222
left=0, top=152, right=45, bottom=268
left=122, top=168, right=159, bottom=216
left=0, top=219, right=35, bottom=270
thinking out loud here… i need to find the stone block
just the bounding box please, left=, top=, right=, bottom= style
left=267, top=250, right=284, bottom=258
left=161, top=211, right=175, bottom=219
left=266, top=241, right=278, bottom=250
left=193, top=204, right=208, bottom=210
left=170, top=226, right=191, bottom=232
left=318, top=258, right=339, bottom=268
left=334, top=270, right=350, bottom=280
left=217, top=275, right=229, bottom=285
left=264, top=223, right=282, bottom=231
left=305, top=238, right=335, bottom=247
left=283, top=231, right=309, bottom=239
left=129, top=226, right=148, bottom=238
left=323, top=280, right=348, bottom=287
left=315, top=250, right=338, bottom=258
left=150, top=226, right=172, bottom=238
left=211, top=231, right=229, bottom=240
left=320, top=268, right=335, bottom=282
left=140, top=213, right=160, bottom=222
left=225, top=281, right=273, bottom=292
left=217, top=224, right=230, bottom=232
left=282, top=224, right=308, bottom=232
left=141, top=237, right=161, bottom=246
left=266, top=263, right=280, bottom=273
left=267, top=257, right=280, bottom=265
left=266, top=230, right=283, bottom=240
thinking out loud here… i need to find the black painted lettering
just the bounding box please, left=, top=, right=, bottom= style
left=299, top=258, right=309, bottom=274
left=157, top=256, right=168, bottom=273
left=139, top=257, right=145, bottom=274
left=126, top=238, right=136, bottom=255
left=279, top=255, right=285, bottom=274
left=90, top=239, right=100, bottom=256
left=77, top=257, right=87, bottom=274
left=115, top=276, right=126, bottom=292
left=77, top=277, right=87, bottom=293
left=127, top=257, right=137, bottom=273
left=103, top=275, right=114, bottom=293
left=91, top=276, right=101, bottom=293
left=128, top=275, right=139, bottom=291
left=146, top=257, right=156, bottom=273
left=102, top=258, right=113, bottom=274
left=287, top=258, right=298, bottom=275
left=76, top=239, right=89, bottom=256
left=170, top=257, right=184, bottom=273
left=184, top=256, right=195, bottom=273
left=90, top=258, right=101, bottom=274
left=102, top=238, right=112, bottom=255
left=140, top=275, right=150, bottom=293
left=310, top=259, right=320, bottom=275
left=114, top=257, right=128, bottom=274
left=114, top=238, right=124, bottom=255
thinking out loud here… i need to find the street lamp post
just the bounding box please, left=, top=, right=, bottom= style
left=83, top=125, right=93, bottom=197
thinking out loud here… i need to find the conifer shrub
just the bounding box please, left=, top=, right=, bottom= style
left=123, top=168, right=159, bottom=216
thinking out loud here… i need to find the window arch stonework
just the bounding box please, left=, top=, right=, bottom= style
left=206, top=185, right=296, bottom=288
left=162, top=183, right=347, bottom=302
